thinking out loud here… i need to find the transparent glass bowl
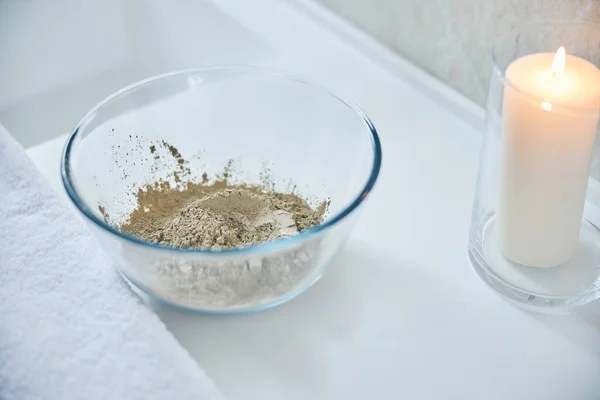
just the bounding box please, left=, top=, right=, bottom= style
left=61, top=67, right=382, bottom=313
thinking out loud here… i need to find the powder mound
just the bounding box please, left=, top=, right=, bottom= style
left=154, top=189, right=300, bottom=250
left=156, top=207, right=250, bottom=248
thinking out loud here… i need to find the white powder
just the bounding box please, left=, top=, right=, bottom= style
left=148, top=239, right=323, bottom=311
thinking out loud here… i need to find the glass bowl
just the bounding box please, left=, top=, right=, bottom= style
left=61, top=67, right=381, bottom=313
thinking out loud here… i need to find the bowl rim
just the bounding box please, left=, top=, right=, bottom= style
left=61, top=66, right=382, bottom=256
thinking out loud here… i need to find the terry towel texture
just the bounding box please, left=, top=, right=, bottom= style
left=0, top=124, right=224, bottom=400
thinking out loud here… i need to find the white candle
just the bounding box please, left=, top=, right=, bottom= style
left=497, top=47, right=600, bottom=268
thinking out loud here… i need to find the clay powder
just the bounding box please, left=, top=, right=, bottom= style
left=106, top=139, right=330, bottom=310
left=119, top=182, right=329, bottom=310
left=121, top=184, right=327, bottom=250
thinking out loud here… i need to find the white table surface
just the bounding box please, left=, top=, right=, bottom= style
left=24, top=0, right=600, bottom=399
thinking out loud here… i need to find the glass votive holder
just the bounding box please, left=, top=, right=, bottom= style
left=468, top=22, right=600, bottom=312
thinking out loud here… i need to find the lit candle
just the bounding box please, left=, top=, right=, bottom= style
left=497, top=47, right=600, bottom=268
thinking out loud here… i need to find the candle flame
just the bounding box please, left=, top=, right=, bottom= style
left=551, top=46, right=566, bottom=75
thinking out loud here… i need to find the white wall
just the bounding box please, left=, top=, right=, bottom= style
left=316, top=0, right=599, bottom=105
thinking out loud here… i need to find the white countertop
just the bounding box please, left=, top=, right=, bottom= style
left=22, top=0, right=600, bottom=398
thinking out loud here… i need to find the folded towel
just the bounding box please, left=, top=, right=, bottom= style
left=0, top=124, right=224, bottom=400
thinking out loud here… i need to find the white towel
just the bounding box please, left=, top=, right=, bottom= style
left=0, top=124, right=224, bottom=400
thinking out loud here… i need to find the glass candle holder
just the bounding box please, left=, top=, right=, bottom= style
left=469, top=22, right=600, bottom=312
